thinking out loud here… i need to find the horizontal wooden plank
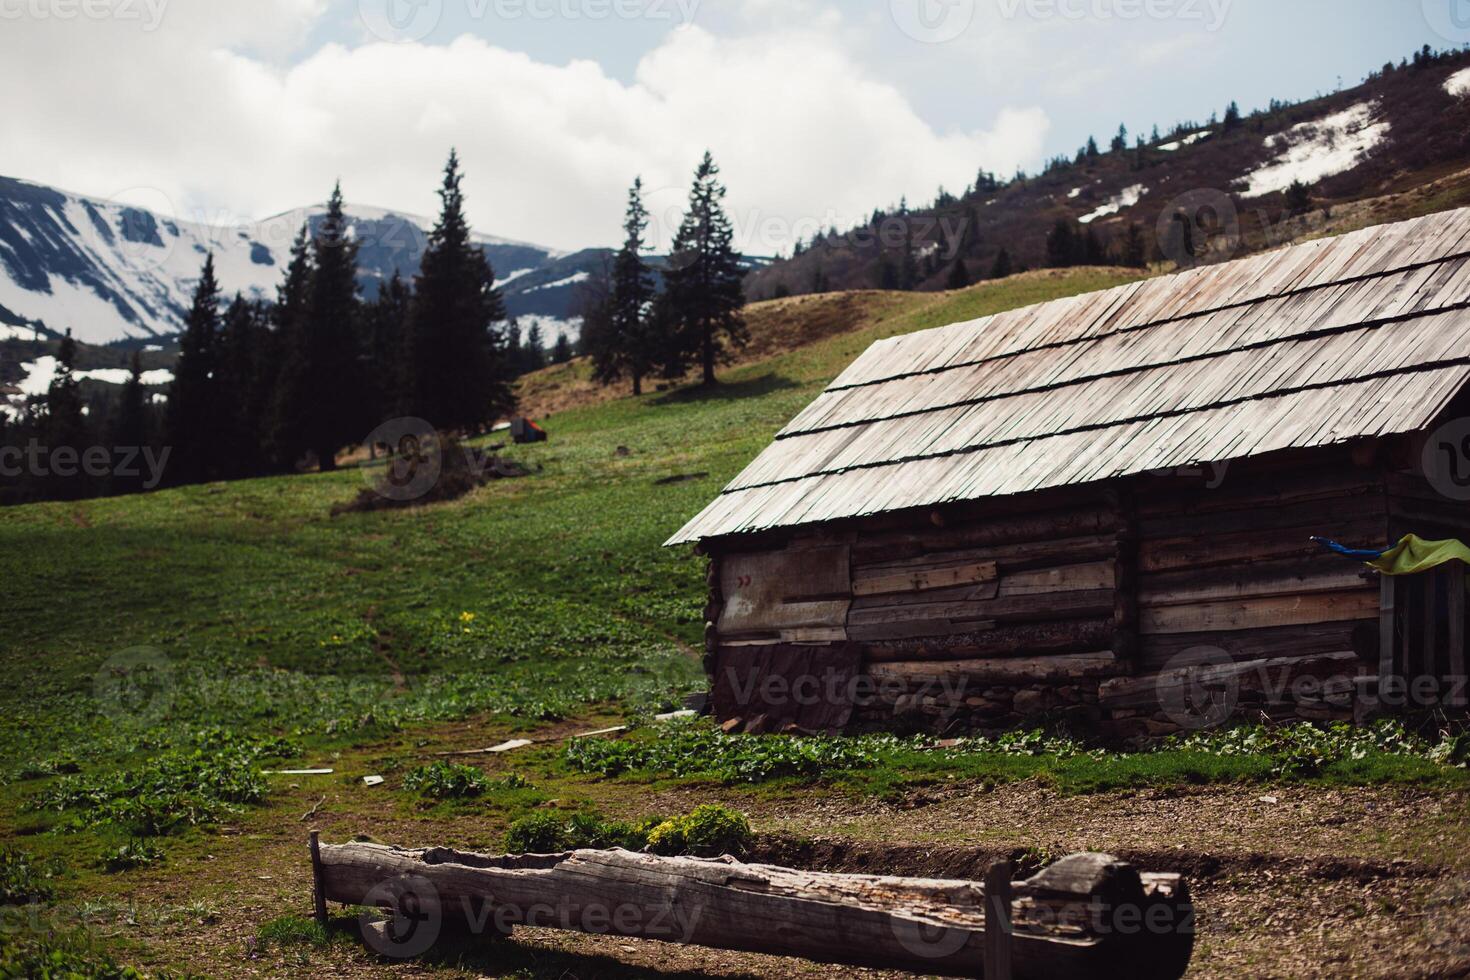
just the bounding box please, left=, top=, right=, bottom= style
left=853, top=561, right=998, bottom=597
left=850, top=589, right=1116, bottom=627
left=856, top=534, right=1121, bottom=576
left=868, top=651, right=1121, bottom=686
left=1138, top=620, right=1377, bottom=671
left=1138, top=591, right=1380, bottom=635
left=1098, top=651, right=1362, bottom=709
left=1000, top=562, right=1116, bottom=597
left=1139, top=559, right=1372, bottom=608
left=861, top=618, right=1115, bottom=663
left=847, top=619, right=998, bottom=642
left=1137, top=518, right=1385, bottom=573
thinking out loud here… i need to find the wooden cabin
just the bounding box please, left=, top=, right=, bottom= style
left=667, top=207, right=1470, bottom=737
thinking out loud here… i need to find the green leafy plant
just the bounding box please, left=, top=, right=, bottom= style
left=102, top=839, right=164, bottom=873
left=645, top=804, right=752, bottom=857
left=401, top=761, right=490, bottom=799
left=0, top=847, right=56, bottom=904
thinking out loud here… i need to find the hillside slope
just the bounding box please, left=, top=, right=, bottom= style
left=749, top=50, right=1470, bottom=299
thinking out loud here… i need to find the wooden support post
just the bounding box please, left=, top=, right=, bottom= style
left=1422, top=571, right=1439, bottom=688
left=1378, top=573, right=1397, bottom=710
left=984, top=860, right=1014, bottom=980
left=1448, top=562, right=1467, bottom=709
left=309, top=829, right=328, bottom=927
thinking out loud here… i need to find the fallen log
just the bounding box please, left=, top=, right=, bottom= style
left=310, top=835, right=1192, bottom=979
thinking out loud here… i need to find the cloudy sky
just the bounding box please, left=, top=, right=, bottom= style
left=0, top=0, right=1452, bottom=253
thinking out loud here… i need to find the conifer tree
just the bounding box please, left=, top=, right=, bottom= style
left=663, top=151, right=747, bottom=385
left=114, top=350, right=149, bottom=450
left=1046, top=219, right=1076, bottom=268
left=268, top=224, right=315, bottom=467
left=274, top=183, right=362, bottom=471
left=364, top=271, right=411, bottom=424
left=552, top=333, right=573, bottom=364
left=1111, top=124, right=1128, bottom=153
left=167, top=254, right=222, bottom=484
left=407, top=150, right=515, bottom=431
left=990, top=247, right=1013, bottom=279
left=111, top=350, right=151, bottom=493
left=38, top=329, right=90, bottom=498
left=523, top=322, right=547, bottom=371
left=589, top=177, right=658, bottom=395
left=218, top=293, right=273, bottom=478
left=1223, top=100, right=1242, bottom=131
left=1122, top=222, right=1149, bottom=269
left=945, top=257, right=970, bottom=290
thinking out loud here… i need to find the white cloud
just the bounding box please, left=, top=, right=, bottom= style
left=0, top=2, right=1047, bottom=254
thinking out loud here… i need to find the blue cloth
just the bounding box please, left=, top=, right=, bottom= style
left=1310, top=536, right=1387, bottom=560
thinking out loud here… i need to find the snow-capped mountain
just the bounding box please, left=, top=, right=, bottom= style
left=0, top=176, right=592, bottom=346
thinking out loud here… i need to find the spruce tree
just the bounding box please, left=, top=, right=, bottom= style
left=41, top=329, right=89, bottom=498
left=268, top=224, right=315, bottom=468
left=1111, top=124, right=1128, bottom=153
left=1122, top=222, right=1148, bottom=269
left=592, top=177, right=658, bottom=395
left=945, top=257, right=970, bottom=290
left=523, top=322, right=547, bottom=371
left=111, top=350, right=150, bottom=494
left=217, top=294, right=258, bottom=478
left=167, top=254, right=222, bottom=484
left=273, top=184, right=362, bottom=471
left=552, top=333, right=573, bottom=364
left=1046, top=220, right=1076, bottom=268
left=663, top=151, right=747, bottom=385
left=407, top=150, right=515, bottom=431
left=364, top=271, right=411, bottom=424
left=990, top=247, right=1013, bottom=279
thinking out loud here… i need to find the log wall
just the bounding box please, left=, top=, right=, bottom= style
left=702, top=441, right=1466, bottom=737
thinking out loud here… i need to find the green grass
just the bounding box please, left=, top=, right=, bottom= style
left=560, top=718, right=1470, bottom=796
left=0, top=272, right=1139, bottom=777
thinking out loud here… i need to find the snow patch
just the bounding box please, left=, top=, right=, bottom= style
left=1157, top=131, right=1210, bottom=152
left=517, top=313, right=584, bottom=346
left=527, top=271, right=589, bottom=293
left=1067, top=187, right=1082, bottom=199
left=1446, top=68, right=1470, bottom=99
left=0, top=324, right=41, bottom=342
left=15, top=356, right=173, bottom=398
left=1238, top=102, right=1388, bottom=199
left=495, top=267, right=535, bottom=288
left=1079, top=184, right=1147, bottom=224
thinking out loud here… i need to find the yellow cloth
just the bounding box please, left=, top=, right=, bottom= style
left=1366, top=534, right=1470, bottom=576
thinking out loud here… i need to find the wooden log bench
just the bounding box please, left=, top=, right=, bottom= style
left=309, top=833, right=1193, bottom=979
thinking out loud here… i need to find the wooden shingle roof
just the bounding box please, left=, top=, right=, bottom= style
left=668, top=208, right=1470, bottom=545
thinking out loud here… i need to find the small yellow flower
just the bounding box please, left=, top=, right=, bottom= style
left=459, top=611, right=477, bottom=624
